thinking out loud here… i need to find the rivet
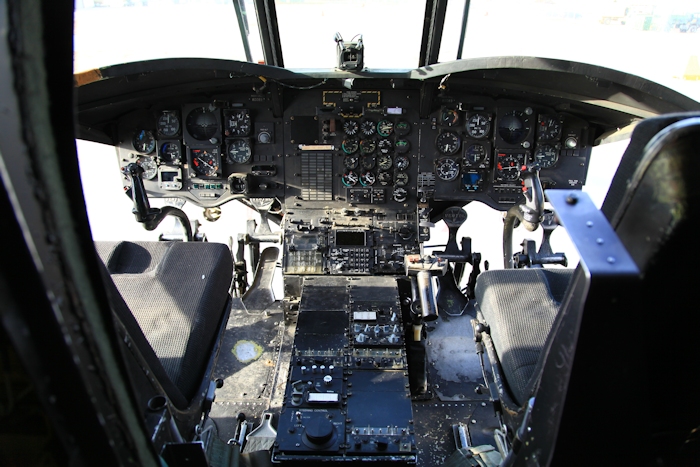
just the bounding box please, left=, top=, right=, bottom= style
left=607, top=256, right=616, bottom=264
left=586, top=221, right=594, bottom=227
left=596, top=238, right=604, bottom=245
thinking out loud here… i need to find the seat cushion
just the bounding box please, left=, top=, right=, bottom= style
left=97, top=241, right=232, bottom=402
left=475, top=268, right=573, bottom=405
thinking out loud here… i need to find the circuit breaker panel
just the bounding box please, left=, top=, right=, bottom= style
left=274, top=276, right=416, bottom=463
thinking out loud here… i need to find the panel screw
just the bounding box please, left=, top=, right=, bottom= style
left=566, top=194, right=578, bottom=205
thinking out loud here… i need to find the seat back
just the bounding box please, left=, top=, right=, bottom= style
left=97, top=241, right=233, bottom=409
left=523, top=114, right=700, bottom=465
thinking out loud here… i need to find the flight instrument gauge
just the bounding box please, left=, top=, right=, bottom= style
left=360, top=120, right=376, bottom=137
left=342, top=171, right=359, bottom=187
left=537, top=115, right=562, bottom=141
left=378, top=139, right=393, bottom=155
left=496, top=153, right=525, bottom=181
left=132, top=129, right=156, bottom=154
left=360, top=139, right=377, bottom=155
left=343, top=155, right=359, bottom=169
left=342, top=138, right=359, bottom=154
left=394, top=171, right=409, bottom=187
left=395, top=139, right=410, bottom=154
left=436, top=157, right=460, bottom=181
left=498, top=110, right=531, bottom=145
left=466, top=113, right=491, bottom=139
left=138, top=157, right=157, bottom=179
left=436, top=131, right=461, bottom=155
left=377, top=154, right=393, bottom=170
left=187, top=107, right=219, bottom=141
left=227, top=139, right=252, bottom=164
left=157, top=111, right=180, bottom=137
left=191, top=148, right=220, bottom=177
left=395, top=120, right=411, bottom=136
left=395, top=155, right=410, bottom=170
left=440, top=108, right=460, bottom=127
left=361, top=155, right=376, bottom=170
left=160, top=142, right=181, bottom=164
left=463, top=144, right=486, bottom=166
left=393, top=187, right=408, bottom=203
left=534, top=144, right=559, bottom=168
left=343, top=120, right=359, bottom=136
left=360, top=171, right=376, bottom=186
left=223, top=109, right=251, bottom=137
left=377, top=120, right=394, bottom=137
left=377, top=171, right=393, bottom=186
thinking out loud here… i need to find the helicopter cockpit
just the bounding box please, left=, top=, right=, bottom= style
left=2, top=0, right=700, bottom=466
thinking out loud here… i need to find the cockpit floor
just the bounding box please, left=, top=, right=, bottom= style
left=209, top=297, right=499, bottom=466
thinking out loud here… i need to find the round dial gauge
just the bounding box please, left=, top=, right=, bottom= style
left=360, top=171, right=376, bottom=186
left=498, top=110, right=531, bottom=145
left=224, top=109, right=251, bottom=137
left=361, top=155, right=376, bottom=170
left=360, top=120, right=376, bottom=137
left=377, top=171, right=393, bottom=186
left=395, top=139, right=410, bottom=154
left=496, top=154, right=523, bottom=181
left=341, top=138, right=359, bottom=154
left=343, top=155, right=359, bottom=169
left=227, top=139, right=252, bottom=164
left=343, top=120, right=359, bottom=136
left=160, top=142, right=181, bottom=164
left=377, top=154, right=393, bottom=170
left=378, top=139, right=393, bottom=155
left=360, top=139, right=377, bottom=155
left=342, top=171, right=359, bottom=187
left=436, top=131, right=461, bottom=155
left=139, top=157, right=157, bottom=180
left=395, top=120, right=411, bottom=136
left=466, top=113, right=491, bottom=139
left=393, top=187, right=408, bottom=203
left=187, top=107, right=219, bottom=141
left=157, top=111, right=180, bottom=137
left=534, top=144, right=559, bottom=168
left=132, top=129, right=156, bottom=154
left=537, top=115, right=562, bottom=141
left=191, top=148, right=220, bottom=177
left=395, top=155, right=410, bottom=170
left=440, top=108, right=460, bottom=127
left=394, top=171, right=409, bottom=187
left=436, top=157, right=460, bottom=181
left=464, top=143, right=486, bottom=165
left=377, top=120, right=394, bottom=137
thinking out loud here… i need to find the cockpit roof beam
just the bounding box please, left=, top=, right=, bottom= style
left=253, top=0, right=284, bottom=68
left=419, top=0, right=448, bottom=67
left=456, top=0, right=471, bottom=60
left=233, top=0, right=253, bottom=63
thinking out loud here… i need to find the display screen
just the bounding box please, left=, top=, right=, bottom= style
left=336, top=230, right=366, bottom=247
left=160, top=171, right=177, bottom=182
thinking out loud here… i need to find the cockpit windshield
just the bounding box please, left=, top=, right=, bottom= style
left=74, top=0, right=700, bottom=101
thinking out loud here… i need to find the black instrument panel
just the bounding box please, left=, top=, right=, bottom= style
left=114, top=89, right=590, bottom=212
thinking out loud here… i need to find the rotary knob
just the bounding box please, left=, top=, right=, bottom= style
left=305, top=417, right=335, bottom=445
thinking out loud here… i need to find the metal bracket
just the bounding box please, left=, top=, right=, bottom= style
left=546, top=190, right=638, bottom=276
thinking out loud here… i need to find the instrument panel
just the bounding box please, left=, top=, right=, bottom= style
left=115, top=89, right=590, bottom=213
